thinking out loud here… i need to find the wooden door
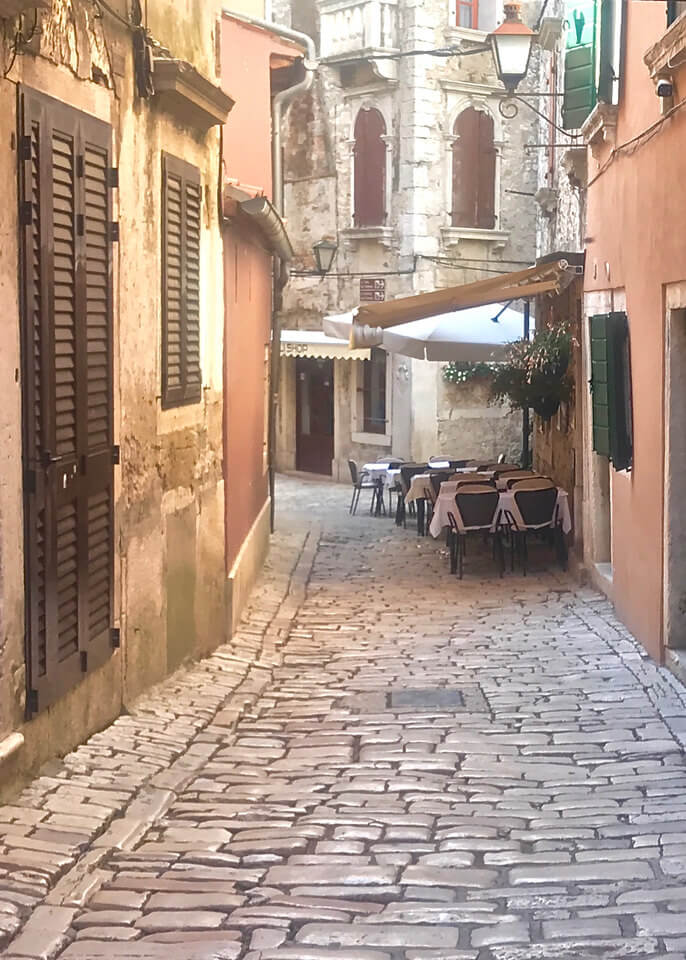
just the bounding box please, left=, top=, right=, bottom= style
left=296, top=358, right=334, bottom=475
left=19, top=87, right=116, bottom=714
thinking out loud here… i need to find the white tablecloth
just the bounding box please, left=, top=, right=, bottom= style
left=429, top=486, right=572, bottom=538
left=362, top=463, right=402, bottom=490
left=405, top=473, right=432, bottom=504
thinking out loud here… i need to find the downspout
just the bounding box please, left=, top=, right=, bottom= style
left=223, top=11, right=316, bottom=530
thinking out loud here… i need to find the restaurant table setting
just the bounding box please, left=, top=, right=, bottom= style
left=429, top=481, right=572, bottom=538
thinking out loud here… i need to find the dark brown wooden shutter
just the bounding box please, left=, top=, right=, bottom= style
left=476, top=110, right=496, bottom=229
left=353, top=108, right=386, bottom=228
left=19, top=87, right=115, bottom=713
left=162, top=154, right=202, bottom=407
left=453, top=108, right=495, bottom=229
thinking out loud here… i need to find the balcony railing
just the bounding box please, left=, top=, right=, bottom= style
left=319, top=0, right=399, bottom=59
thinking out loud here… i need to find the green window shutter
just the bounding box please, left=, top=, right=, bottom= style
left=589, top=311, right=633, bottom=471
left=606, top=311, right=633, bottom=471
left=597, top=0, right=614, bottom=103
left=563, top=45, right=596, bottom=129
left=590, top=313, right=611, bottom=457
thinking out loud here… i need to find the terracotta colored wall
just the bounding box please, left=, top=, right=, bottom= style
left=584, top=2, right=686, bottom=659
left=221, top=15, right=300, bottom=199
left=220, top=16, right=300, bottom=572
left=224, top=230, right=272, bottom=572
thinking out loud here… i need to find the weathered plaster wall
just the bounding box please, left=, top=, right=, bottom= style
left=437, top=378, right=520, bottom=463
left=0, top=0, right=227, bottom=785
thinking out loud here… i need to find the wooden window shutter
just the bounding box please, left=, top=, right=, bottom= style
left=590, top=313, right=611, bottom=457
left=476, top=110, right=496, bottom=229
left=353, top=108, right=386, bottom=228
left=19, top=87, right=115, bottom=712
left=589, top=311, right=633, bottom=470
left=453, top=108, right=494, bottom=229
left=162, top=154, right=202, bottom=407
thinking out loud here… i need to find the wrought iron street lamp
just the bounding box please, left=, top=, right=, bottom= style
left=489, top=1, right=536, bottom=93
left=313, top=239, right=338, bottom=275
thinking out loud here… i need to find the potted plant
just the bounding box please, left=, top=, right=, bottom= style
left=490, top=327, right=571, bottom=420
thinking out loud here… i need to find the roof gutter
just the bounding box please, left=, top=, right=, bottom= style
left=239, top=195, right=294, bottom=262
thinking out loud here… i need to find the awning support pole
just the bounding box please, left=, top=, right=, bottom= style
left=521, top=299, right=531, bottom=469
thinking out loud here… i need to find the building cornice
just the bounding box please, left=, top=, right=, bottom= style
left=644, top=13, right=686, bottom=78
left=153, top=58, right=234, bottom=132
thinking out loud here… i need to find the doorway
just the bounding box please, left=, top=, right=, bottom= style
left=664, top=307, right=686, bottom=650
left=296, top=357, right=334, bottom=475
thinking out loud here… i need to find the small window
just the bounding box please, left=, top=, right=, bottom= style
left=452, top=107, right=496, bottom=229
left=589, top=312, right=633, bottom=471
left=457, top=0, right=478, bottom=28
left=162, top=153, right=202, bottom=408
left=353, top=108, right=387, bottom=228
left=668, top=1, right=686, bottom=26
left=363, top=348, right=387, bottom=434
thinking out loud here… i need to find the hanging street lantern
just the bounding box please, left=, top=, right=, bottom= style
left=489, top=1, right=536, bottom=93
left=312, top=239, right=338, bottom=275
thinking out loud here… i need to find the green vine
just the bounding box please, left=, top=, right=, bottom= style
left=443, top=327, right=573, bottom=421
left=443, top=361, right=497, bottom=385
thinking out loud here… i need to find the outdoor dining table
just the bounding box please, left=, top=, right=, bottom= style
left=403, top=468, right=483, bottom=535
left=428, top=480, right=573, bottom=539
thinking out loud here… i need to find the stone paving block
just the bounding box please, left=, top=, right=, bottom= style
left=296, top=922, right=461, bottom=947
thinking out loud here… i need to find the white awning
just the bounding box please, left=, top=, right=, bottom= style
left=280, top=330, right=370, bottom=361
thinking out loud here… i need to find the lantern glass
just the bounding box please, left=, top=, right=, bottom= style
left=313, top=239, right=337, bottom=274
left=489, top=31, right=534, bottom=91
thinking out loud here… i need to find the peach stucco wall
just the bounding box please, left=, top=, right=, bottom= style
left=223, top=230, right=272, bottom=572
left=220, top=15, right=302, bottom=573
left=584, top=1, right=686, bottom=659
left=221, top=15, right=301, bottom=200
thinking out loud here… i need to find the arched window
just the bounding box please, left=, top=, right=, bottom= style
left=353, top=107, right=386, bottom=227
left=452, top=107, right=496, bottom=229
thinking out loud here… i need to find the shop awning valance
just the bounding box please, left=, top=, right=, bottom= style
left=355, top=260, right=571, bottom=329
left=280, top=330, right=371, bottom=360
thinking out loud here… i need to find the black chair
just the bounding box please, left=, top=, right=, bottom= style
left=397, top=464, right=426, bottom=526
left=348, top=459, right=382, bottom=516
left=505, top=485, right=565, bottom=574
left=447, top=486, right=503, bottom=579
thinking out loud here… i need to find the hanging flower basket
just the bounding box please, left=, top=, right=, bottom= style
left=490, top=327, right=571, bottom=421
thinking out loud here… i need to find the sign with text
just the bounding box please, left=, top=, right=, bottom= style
left=360, top=278, right=386, bottom=302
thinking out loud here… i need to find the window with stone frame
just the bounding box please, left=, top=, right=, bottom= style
left=353, top=107, right=387, bottom=227
left=452, top=107, right=496, bottom=229
left=457, top=0, right=479, bottom=28
left=362, top=348, right=387, bottom=434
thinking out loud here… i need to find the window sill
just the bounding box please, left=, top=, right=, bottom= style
left=444, top=26, right=490, bottom=45
left=441, top=225, right=508, bottom=251
left=581, top=102, right=618, bottom=160
left=352, top=431, right=392, bottom=446
left=342, top=226, right=394, bottom=251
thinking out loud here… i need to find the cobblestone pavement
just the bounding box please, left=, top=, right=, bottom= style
left=5, top=475, right=686, bottom=960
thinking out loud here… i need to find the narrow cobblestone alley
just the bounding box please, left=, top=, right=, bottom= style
left=5, top=475, right=686, bottom=960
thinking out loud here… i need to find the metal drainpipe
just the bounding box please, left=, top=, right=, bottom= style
left=222, top=11, right=316, bottom=530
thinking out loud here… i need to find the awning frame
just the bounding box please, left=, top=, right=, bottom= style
left=355, top=260, right=571, bottom=329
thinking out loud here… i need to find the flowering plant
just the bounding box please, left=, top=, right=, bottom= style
left=490, top=327, right=571, bottom=419
left=442, top=361, right=497, bottom=385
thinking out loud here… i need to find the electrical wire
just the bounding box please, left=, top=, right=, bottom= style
left=94, top=0, right=133, bottom=31
left=587, top=94, right=686, bottom=188
left=513, top=94, right=584, bottom=139
left=2, top=9, right=38, bottom=79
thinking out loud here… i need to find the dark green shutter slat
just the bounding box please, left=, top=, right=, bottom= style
left=597, top=0, right=614, bottom=103
left=589, top=311, right=633, bottom=471
left=563, top=45, right=596, bottom=129
left=590, top=313, right=611, bottom=457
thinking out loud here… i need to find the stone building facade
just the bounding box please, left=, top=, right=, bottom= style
left=273, top=0, right=541, bottom=479
left=0, top=0, right=230, bottom=790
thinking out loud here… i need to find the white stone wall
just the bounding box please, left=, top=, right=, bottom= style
left=275, top=0, right=541, bottom=470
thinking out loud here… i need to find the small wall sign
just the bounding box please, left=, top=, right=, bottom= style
left=360, top=278, right=386, bottom=302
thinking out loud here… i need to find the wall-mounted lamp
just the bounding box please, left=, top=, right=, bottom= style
left=489, top=1, right=536, bottom=93
left=313, top=239, right=338, bottom=275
